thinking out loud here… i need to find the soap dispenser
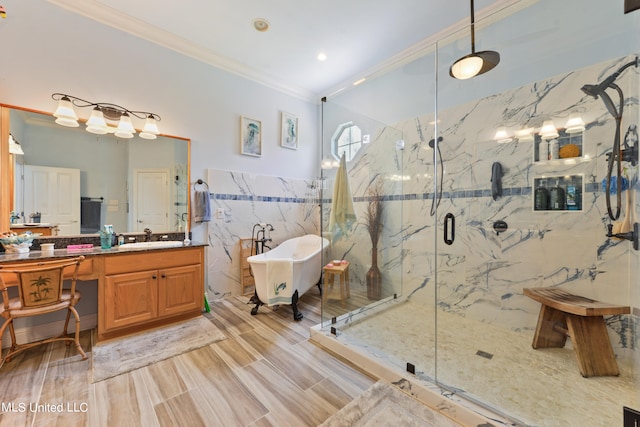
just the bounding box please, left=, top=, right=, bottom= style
left=549, top=181, right=566, bottom=210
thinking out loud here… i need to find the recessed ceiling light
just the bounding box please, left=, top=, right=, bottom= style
left=252, top=18, right=270, bottom=32
left=317, top=52, right=327, bottom=61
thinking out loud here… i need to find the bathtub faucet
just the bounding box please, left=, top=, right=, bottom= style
left=252, top=223, right=275, bottom=254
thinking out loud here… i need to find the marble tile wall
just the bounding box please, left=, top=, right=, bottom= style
left=326, top=55, right=639, bottom=358
left=205, top=169, right=321, bottom=299
left=203, top=56, right=638, bottom=359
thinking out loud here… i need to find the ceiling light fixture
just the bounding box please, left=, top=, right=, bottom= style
left=450, top=0, right=501, bottom=80
left=317, top=52, right=327, bottom=61
left=51, top=93, right=161, bottom=139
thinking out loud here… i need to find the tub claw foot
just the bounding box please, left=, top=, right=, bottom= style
left=248, top=292, right=260, bottom=305
left=291, top=290, right=303, bottom=321
left=251, top=303, right=261, bottom=315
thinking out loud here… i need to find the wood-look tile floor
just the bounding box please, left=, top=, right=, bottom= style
left=0, top=291, right=375, bottom=427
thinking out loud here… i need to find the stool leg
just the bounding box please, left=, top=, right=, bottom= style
left=339, top=273, right=345, bottom=308
left=532, top=305, right=568, bottom=349
left=345, top=267, right=350, bottom=298
left=566, top=314, right=620, bottom=377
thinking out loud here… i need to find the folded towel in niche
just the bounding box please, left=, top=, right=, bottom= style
left=193, top=190, right=211, bottom=223
left=265, top=259, right=294, bottom=306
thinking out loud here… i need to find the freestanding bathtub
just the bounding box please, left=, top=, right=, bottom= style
left=247, top=234, right=329, bottom=320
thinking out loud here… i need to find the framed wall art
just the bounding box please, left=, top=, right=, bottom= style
left=280, top=111, right=298, bottom=149
left=240, top=116, right=262, bottom=157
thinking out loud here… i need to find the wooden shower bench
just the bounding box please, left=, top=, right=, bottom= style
left=524, top=287, right=630, bottom=377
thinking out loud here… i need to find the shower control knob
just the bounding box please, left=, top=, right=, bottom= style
left=493, top=220, right=508, bottom=235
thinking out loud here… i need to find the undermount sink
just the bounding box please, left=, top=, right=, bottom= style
left=117, top=241, right=184, bottom=250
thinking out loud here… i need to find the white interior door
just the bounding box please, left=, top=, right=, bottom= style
left=133, top=169, right=170, bottom=232
left=23, top=165, right=81, bottom=235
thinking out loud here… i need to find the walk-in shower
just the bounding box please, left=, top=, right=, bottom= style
left=317, top=1, right=640, bottom=426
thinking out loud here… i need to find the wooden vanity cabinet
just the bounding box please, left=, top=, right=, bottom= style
left=99, top=247, right=203, bottom=341
left=104, top=270, right=158, bottom=331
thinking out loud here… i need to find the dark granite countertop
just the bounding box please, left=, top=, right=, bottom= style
left=0, top=241, right=207, bottom=264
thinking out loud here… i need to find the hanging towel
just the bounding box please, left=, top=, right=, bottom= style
left=265, top=258, right=294, bottom=306
left=328, top=153, right=357, bottom=237
left=193, top=190, right=211, bottom=223
left=491, top=161, right=503, bottom=201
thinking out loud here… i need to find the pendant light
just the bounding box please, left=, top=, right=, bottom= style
left=450, top=0, right=501, bottom=80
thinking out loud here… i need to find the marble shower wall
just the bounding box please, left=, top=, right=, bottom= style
left=205, top=169, right=320, bottom=299
left=328, top=55, right=639, bottom=356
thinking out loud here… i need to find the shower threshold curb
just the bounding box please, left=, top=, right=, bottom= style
left=310, top=304, right=520, bottom=427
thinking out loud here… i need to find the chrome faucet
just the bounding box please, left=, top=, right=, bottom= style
left=144, top=228, right=152, bottom=242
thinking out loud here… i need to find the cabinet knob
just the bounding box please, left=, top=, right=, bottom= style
left=161, top=274, right=166, bottom=278
left=152, top=275, right=157, bottom=279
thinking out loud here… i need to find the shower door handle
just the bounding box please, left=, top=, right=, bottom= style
left=444, top=213, right=455, bottom=245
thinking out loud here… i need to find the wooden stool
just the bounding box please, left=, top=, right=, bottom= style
left=524, top=287, right=630, bottom=377
left=323, top=261, right=350, bottom=307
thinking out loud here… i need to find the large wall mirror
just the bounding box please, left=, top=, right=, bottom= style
left=1, top=104, right=190, bottom=236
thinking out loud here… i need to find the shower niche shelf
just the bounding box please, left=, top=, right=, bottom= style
left=533, top=130, right=585, bottom=164
left=533, top=174, right=584, bottom=212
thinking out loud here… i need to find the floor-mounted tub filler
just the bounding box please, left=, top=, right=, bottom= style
left=247, top=234, right=329, bottom=320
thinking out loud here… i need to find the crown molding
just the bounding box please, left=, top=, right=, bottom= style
left=47, top=0, right=318, bottom=102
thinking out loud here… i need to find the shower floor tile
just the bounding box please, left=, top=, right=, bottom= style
left=313, top=299, right=639, bottom=427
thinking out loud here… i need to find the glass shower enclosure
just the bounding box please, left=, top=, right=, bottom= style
left=314, top=0, right=640, bottom=425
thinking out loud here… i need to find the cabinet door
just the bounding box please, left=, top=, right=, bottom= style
left=104, top=271, right=158, bottom=331
left=157, top=264, right=202, bottom=317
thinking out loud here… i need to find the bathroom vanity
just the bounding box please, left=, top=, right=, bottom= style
left=0, top=244, right=205, bottom=342
left=100, top=246, right=203, bottom=341
left=10, top=223, right=59, bottom=236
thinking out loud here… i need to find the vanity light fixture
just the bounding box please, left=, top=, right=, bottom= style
left=514, top=127, right=534, bottom=142
left=8, top=133, right=24, bottom=155
left=450, top=0, right=501, bottom=80
left=321, top=156, right=339, bottom=169
left=539, top=120, right=559, bottom=139
left=494, top=126, right=513, bottom=143
left=564, top=112, right=586, bottom=134
left=51, top=93, right=161, bottom=139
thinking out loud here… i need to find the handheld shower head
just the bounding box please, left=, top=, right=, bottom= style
left=581, top=57, right=638, bottom=118
left=582, top=57, right=639, bottom=222
left=580, top=84, right=601, bottom=98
